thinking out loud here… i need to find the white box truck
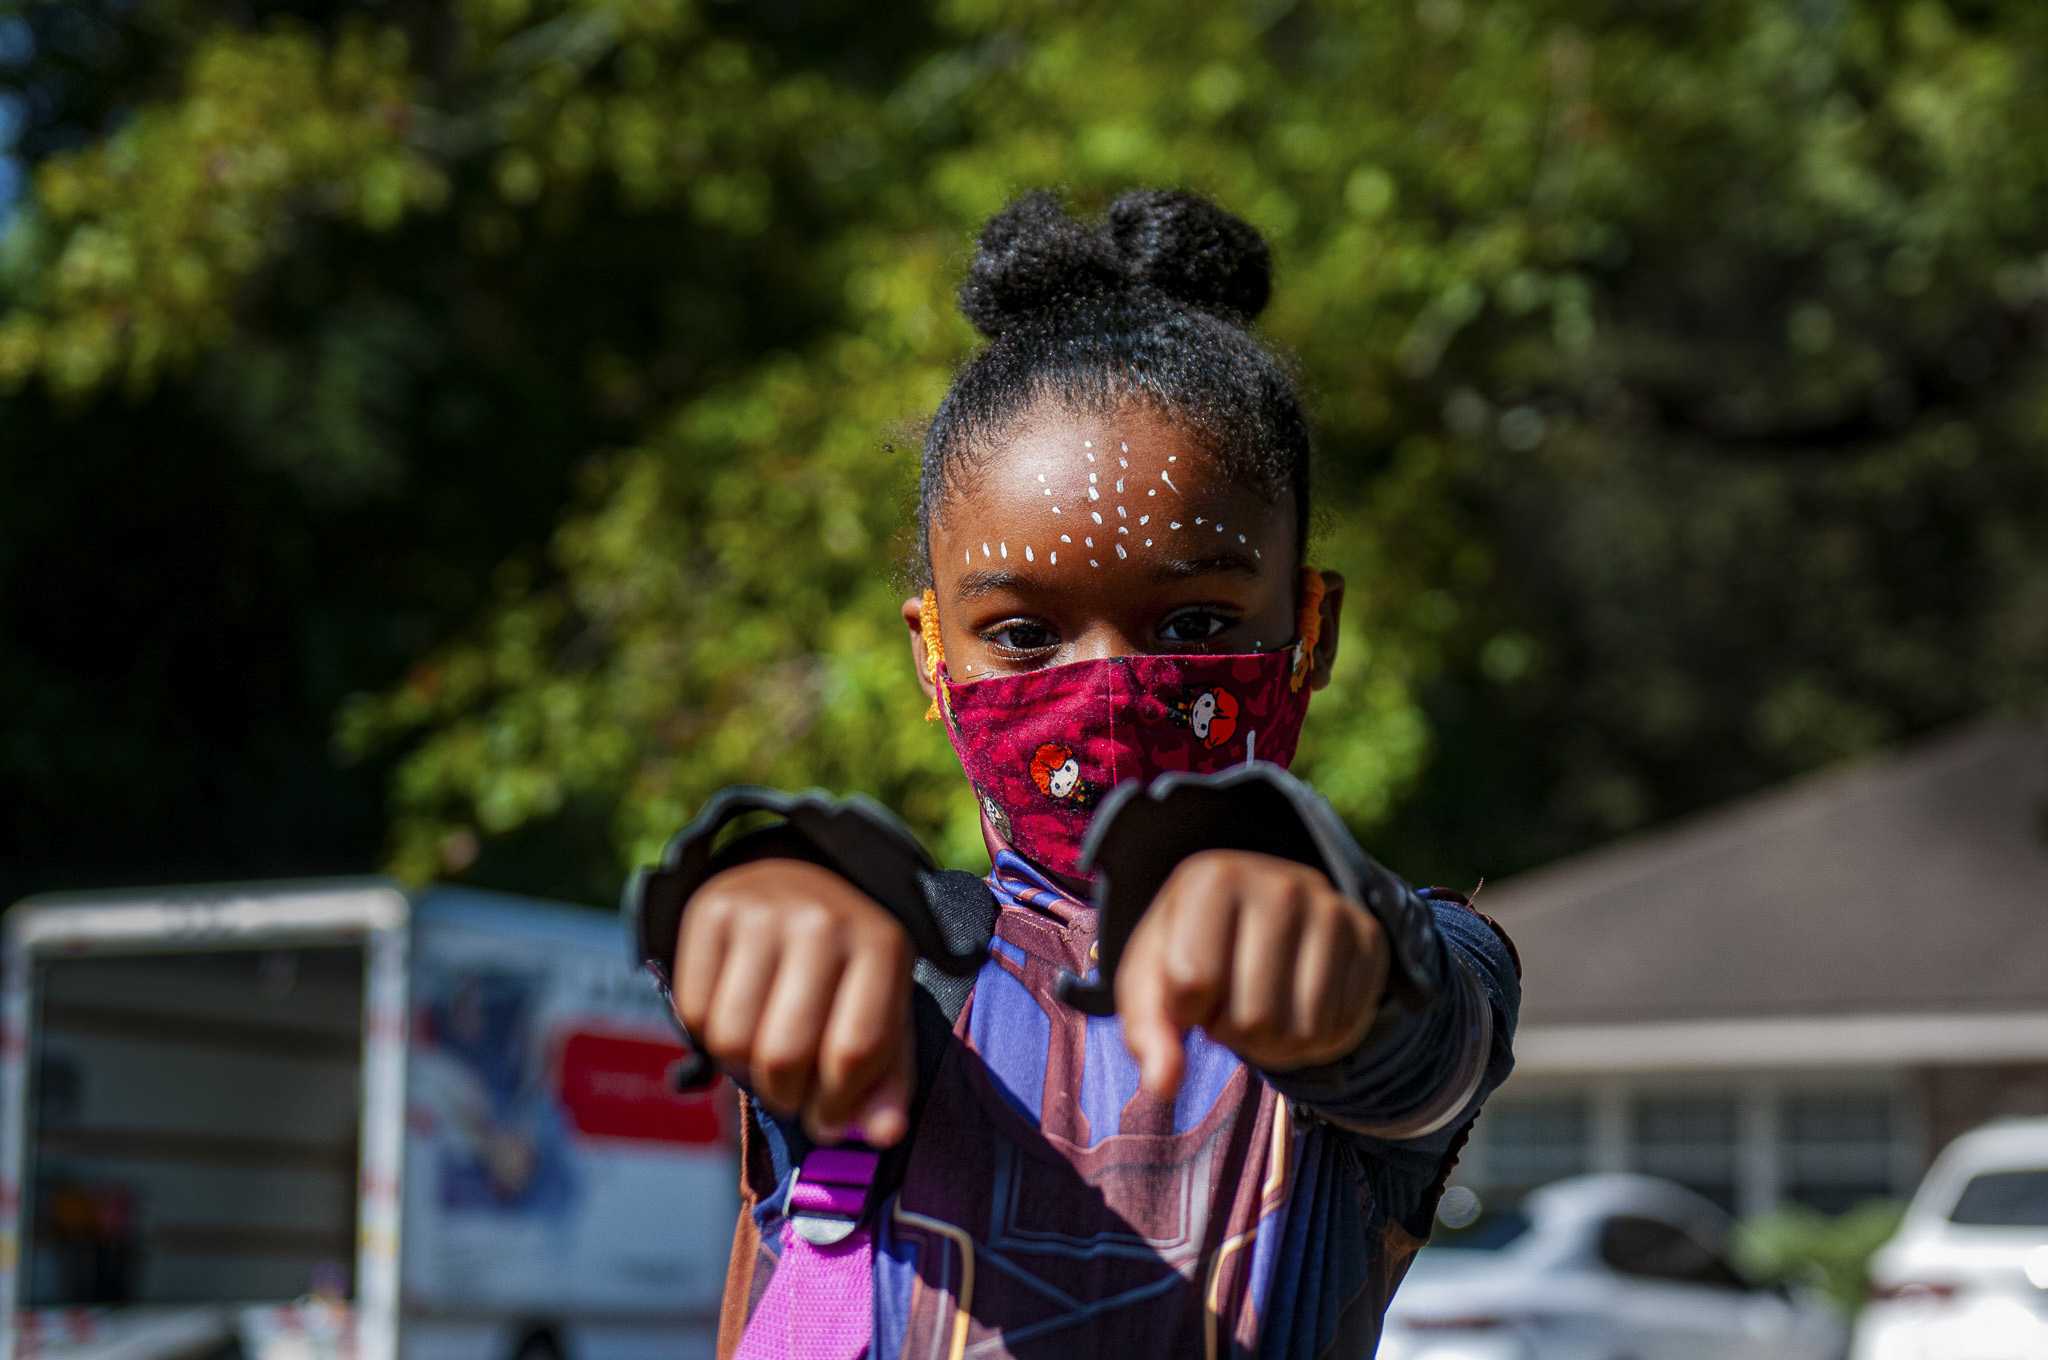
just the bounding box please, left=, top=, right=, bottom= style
left=0, top=879, right=737, bottom=1360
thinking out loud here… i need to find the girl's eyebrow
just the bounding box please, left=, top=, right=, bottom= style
left=954, top=567, right=1032, bottom=601
left=954, top=551, right=1262, bottom=599
left=1150, top=550, right=1261, bottom=581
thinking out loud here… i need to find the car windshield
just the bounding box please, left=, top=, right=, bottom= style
left=1425, top=1210, right=1533, bottom=1251
left=1948, top=1169, right=2048, bottom=1227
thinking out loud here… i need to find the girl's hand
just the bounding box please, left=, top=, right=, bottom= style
left=673, top=858, right=916, bottom=1146
left=1115, top=849, right=1389, bottom=1100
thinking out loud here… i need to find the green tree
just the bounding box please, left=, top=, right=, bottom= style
left=4, top=0, right=2044, bottom=905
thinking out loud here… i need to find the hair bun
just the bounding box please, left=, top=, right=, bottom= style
left=1105, top=189, right=1271, bottom=323
left=957, top=188, right=1272, bottom=339
left=957, top=191, right=1124, bottom=339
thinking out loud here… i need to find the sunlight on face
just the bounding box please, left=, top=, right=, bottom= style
left=926, top=401, right=1299, bottom=676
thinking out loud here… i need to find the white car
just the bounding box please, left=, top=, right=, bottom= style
left=1381, top=1174, right=1848, bottom=1360
left=1854, top=1116, right=2048, bottom=1360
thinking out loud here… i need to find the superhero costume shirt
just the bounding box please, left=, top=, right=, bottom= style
left=708, top=849, right=1519, bottom=1359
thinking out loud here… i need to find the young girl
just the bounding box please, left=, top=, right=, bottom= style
left=632, top=189, right=1519, bottom=1359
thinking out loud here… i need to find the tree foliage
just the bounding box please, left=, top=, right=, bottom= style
left=3, top=0, right=2044, bottom=903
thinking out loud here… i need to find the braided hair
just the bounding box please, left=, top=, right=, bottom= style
left=915, top=189, right=1312, bottom=581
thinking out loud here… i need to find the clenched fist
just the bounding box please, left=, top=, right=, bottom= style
left=1115, top=849, right=1390, bottom=1099
left=674, top=858, right=916, bottom=1146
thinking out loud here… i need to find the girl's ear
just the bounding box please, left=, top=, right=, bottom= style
left=903, top=593, right=938, bottom=703
left=1308, top=570, right=1344, bottom=691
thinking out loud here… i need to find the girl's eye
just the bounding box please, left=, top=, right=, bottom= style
left=983, top=619, right=1059, bottom=654
left=1157, top=608, right=1235, bottom=645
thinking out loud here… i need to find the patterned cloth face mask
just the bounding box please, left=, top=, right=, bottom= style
left=921, top=571, right=1324, bottom=881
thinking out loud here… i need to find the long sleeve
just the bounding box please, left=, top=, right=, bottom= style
left=1076, top=762, right=1521, bottom=1234
left=1260, top=891, right=1518, bottom=1232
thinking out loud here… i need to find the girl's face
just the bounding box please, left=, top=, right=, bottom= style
left=905, top=401, right=1343, bottom=690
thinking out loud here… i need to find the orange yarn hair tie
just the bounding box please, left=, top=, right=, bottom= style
left=1290, top=569, right=1326, bottom=691
left=921, top=587, right=944, bottom=721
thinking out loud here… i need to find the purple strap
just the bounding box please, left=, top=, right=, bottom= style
left=734, top=1147, right=879, bottom=1360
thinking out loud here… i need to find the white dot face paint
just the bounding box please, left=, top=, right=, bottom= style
left=972, top=429, right=1278, bottom=588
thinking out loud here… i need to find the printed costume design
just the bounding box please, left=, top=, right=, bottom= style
left=723, top=853, right=1520, bottom=1359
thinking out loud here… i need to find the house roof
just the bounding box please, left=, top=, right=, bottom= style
left=1482, top=714, right=2048, bottom=1030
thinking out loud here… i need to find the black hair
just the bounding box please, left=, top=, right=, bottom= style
left=915, top=188, right=1312, bottom=582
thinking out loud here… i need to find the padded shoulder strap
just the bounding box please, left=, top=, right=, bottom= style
left=912, top=868, right=1001, bottom=1026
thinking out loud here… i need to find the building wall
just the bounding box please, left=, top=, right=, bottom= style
left=1912, top=1061, right=2048, bottom=1160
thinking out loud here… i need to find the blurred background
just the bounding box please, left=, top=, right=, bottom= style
left=3, top=0, right=2046, bottom=1353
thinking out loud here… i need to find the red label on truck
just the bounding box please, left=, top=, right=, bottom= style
left=555, top=1029, right=723, bottom=1146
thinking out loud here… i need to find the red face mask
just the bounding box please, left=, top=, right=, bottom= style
left=922, top=574, right=1323, bottom=882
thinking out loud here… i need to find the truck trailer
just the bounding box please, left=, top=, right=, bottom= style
left=0, top=879, right=736, bottom=1360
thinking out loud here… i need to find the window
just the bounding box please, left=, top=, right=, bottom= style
left=1783, top=1090, right=1898, bottom=1213
left=1597, top=1215, right=1749, bottom=1292
left=1481, top=1095, right=1592, bottom=1197
left=1948, top=1170, right=2048, bottom=1227
left=1466, top=1083, right=1910, bottom=1216
left=1633, top=1095, right=1738, bottom=1213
